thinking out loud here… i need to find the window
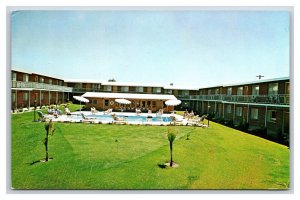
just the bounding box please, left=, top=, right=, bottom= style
left=152, top=101, right=156, bottom=107
left=23, top=74, right=29, bottom=82
left=252, top=85, right=259, bottom=95
left=49, top=79, right=52, bottom=85
left=92, top=100, right=97, bottom=104
left=227, top=87, right=232, bottom=95
left=12, top=72, right=17, bottom=81
left=147, top=101, right=151, bottom=107
left=182, top=90, right=189, bottom=96
left=121, top=86, right=129, bottom=92
left=208, top=89, right=211, bottom=95
left=267, top=110, right=277, bottom=122
left=136, top=101, right=140, bottom=107
left=251, top=108, right=259, bottom=120
left=92, top=83, right=100, bottom=89
left=226, top=105, right=232, bottom=114
left=164, top=89, right=172, bottom=94
left=40, top=77, right=44, bottom=83
left=104, top=85, right=112, bottom=92
left=23, top=92, right=28, bottom=101
left=236, top=107, right=242, bottom=117
left=142, top=101, right=146, bottom=107
left=105, top=100, right=109, bottom=106
left=136, top=86, right=143, bottom=93
left=268, top=83, right=278, bottom=95
left=35, top=76, right=38, bottom=82
left=41, top=93, right=44, bottom=100
left=237, top=87, right=243, bottom=95
left=153, top=87, right=161, bottom=93
left=215, top=88, right=219, bottom=95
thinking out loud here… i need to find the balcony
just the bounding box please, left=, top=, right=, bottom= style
left=180, top=94, right=290, bottom=105
left=72, top=87, right=102, bottom=93
left=12, top=81, right=73, bottom=92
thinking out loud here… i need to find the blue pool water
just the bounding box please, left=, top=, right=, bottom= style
left=71, top=113, right=172, bottom=123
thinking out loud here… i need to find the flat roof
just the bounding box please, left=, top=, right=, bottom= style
left=222, top=77, right=289, bottom=87
left=12, top=67, right=65, bottom=80
left=82, top=92, right=177, bottom=100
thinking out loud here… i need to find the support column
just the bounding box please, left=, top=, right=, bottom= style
left=28, top=90, right=31, bottom=109
left=247, top=104, right=249, bottom=123
left=265, top=106, right=268, bottom=128
left=39, top=90, right=42, bottom=107
left=15, top=90, right=18, bottom=110
left=48, top=90, right=50, bottom=105
left=233, top=103, right=235, bottom=121
left=222, top=103, right=224, bottom=118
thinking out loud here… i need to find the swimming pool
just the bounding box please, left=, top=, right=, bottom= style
left=66, top=112, right=173, bottom=124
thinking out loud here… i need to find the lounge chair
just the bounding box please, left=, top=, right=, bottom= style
left=91, top=107, right=98, bottom=114
left=136, top=108, right=141, bottom=115
left=156, top=109, right=163, bottom=116
left=111, top=114, right=127, bottom=124
left=170, top=115, right=184, bottom=126
left=104, top=108, right=112, bottom=115
left=187, top=115, right=206, bottom=127
left=37, top=111, right=53, bottom=122
left=65, top=107, right=71, bottom=115
left=80, top=113, right=97, bottom=123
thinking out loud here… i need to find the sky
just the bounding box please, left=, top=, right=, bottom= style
left=11, top=10, right=290, bottom=88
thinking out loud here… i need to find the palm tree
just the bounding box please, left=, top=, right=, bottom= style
left=44, top=119, right=55, bottom=162
left=167, top=130, right=176, bottom=167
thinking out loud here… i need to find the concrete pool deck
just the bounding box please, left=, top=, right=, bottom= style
left=50, top=111, right=189, bottom=126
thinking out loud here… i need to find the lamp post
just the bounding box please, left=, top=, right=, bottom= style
left=207, top=105, right=211, bottom=127
left=33, top=100, right=37, bottom=122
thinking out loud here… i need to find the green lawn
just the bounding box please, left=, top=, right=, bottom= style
left=11, top=105, right=289, bottom=189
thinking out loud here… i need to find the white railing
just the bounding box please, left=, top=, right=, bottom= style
left=12, top=81, right=72, bottom=92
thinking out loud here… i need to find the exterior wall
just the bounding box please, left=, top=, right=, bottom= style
left=85, top=98, right=172, bottom=112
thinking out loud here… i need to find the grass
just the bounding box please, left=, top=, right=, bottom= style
left=11, top=105, right=289, bottom=189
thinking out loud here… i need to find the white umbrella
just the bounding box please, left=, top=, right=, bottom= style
left=165, top=99, right=182, bottom=106
left=165, top=99, right=182, bottom=113
left=115, top=99, right=131, bottom=104
left=73, top=96, right=89, bottom=112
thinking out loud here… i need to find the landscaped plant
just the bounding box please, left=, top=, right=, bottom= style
left=44, top=119, right=55, bottom=162
left=167, top=128, right=176, bottom=167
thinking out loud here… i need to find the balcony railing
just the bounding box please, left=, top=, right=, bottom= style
left=182, top=94, right=290, bottom=105
left=12, top=81, right=73, bottom=92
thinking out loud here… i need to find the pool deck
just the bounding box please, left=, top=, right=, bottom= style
left=50, top=111, right=189, bottom=126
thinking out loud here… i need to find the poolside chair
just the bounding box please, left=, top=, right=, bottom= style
left=65, top=107, right=71, bottom=115
left=156, top=109, right=163, bottom=116
left=104, top=108, right=112, bottom=115
left=170, top=115, right=184, bottom=126
left=37, top=111, right=53, bottom=122
left=187, top=115, right=206, bottom=127
left=91, top=107, right=98, bottom=114
left=80, top=113, right=97, bottom=123
left=111, top=114, right=127, bottom=125
left=136, top=108, right=141, bottom=115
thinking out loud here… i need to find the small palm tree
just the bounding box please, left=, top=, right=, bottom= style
left=44, top=119, right=55, bottom=162
left=167, top=129, right=176, bottom=167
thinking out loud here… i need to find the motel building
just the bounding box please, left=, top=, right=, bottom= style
left=11, top=69, right=290, bottom=141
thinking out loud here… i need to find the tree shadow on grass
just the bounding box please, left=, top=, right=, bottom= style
left=29, top=157, right=53, bottom=165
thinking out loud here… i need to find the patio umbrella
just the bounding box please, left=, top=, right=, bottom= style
left=73, top=96, right=89, bottom=112
left=115, top=98, right=131, bottom=111
left=115, top=98, right=131, bottom=104
left=165, top=99, right=182, bottom=112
